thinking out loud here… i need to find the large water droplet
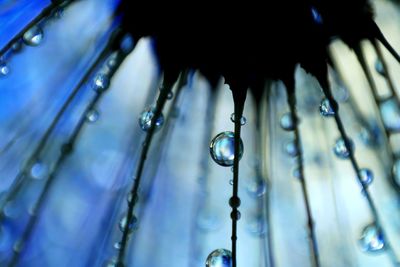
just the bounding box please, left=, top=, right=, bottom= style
left=319, top=98, right=335, bottom=117
left=86, top=109, right=99, bottom=123
left=23, top=26, right=44, bottom=46
left=205, top=249, right=232, bottom=267
left=119, top=214, right=138, bottom=233
left=374, top=59, right=386, bottom=76
left=333, top=137, right=354, bottom=159
left=230, top=113, right=246, bottom=125
left=280, top=113, right=295, bottom=131
left=359, top=223, right=385, bottom=253
left=359, top=168, right=374, bottom=187
left=138, top=106, right=164, bottom=132
left=380, top=98, right=400, bottom=132
left=92, top=73, right=110, bottom=92
left=209, top=131, right=244, bottom=167
left=30, top=161, right=48, bottom=179
left=0, top=62, right=10, bottom=76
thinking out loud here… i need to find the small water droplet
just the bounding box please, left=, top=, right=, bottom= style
left=92, top=73, right=110, bottom=92
left=392, top=159, right=400, bottom=186
left=359, top=223, right=385, bottom=253
left=319, top=98, right=335, bottom=117
left=138, top=106, right=164, bottom=131
left=167, top=91, right=174, bottom=99
left=0, top=62, right=10, bottom=76
left=30, top=161, right=47, bottom=179
left=280, top=113, right=295, bottom=131
left=380, top=98, right=400, bottom=132
left=119, top=214, right=138, bottom=233
left=359, top=168, right=374, bottom=186
left=229, top=179, right=233, bottom=185
left=209, top=131, right=244, bottom=167
left=205, top=249, right=232, bottom=267
left=114, top=241, right=122, bottom=250
left=246, top=179, right=266, bottom=197
left=230, top=113, right=247, bottom=125
left=374, top=59, right=386, bottom=76
left=292, top=168, right=301, bottom=179
left=333, top=137, right=354, bottom=159
left=11, top=41, right=22, bottom=52
left=23, top=26, right=43, bottom=46
left=120, top=33, right=135, bottom=54
left=86, top=109, right=99, bottom=123
left=284, top=141, right=299, bottom=157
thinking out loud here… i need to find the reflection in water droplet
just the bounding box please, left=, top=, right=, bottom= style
left=86, top=109, right=99, bottom=123
left=119, top=214, right=138, bottom=233
left=319, top=98, right=335, bottom=117
left=205, top=249, right=232, bottom=267
left=30, top=161, right=48, bottom=179
left=333, top=137, right=354, bottom=159
left=280, top=113, right=295, bottom=131
left=230, top=113, right=247, bottom=125
left=92, top=73, right=110, bottom=92
left=374, top=59, right=386, bottom=76
left=138, top=106, right=164, bottom=132
left=380, top=98, right=400, bottom=132
left=359, top=168, right=374, bottom=187
left=210, top=131, right=244, bottom=167
left=0, top=62, right=10, bottom=76
left=359, top=223, right=385, bottom=253
left=23, top=26, right=44, bottom=46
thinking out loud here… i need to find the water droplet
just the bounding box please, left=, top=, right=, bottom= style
left=246, top=179, right=266, bottom=197
left=127, top=192, right=138, bottom=204
left=359, top=125, right=380, bottom=147
left=374, top=59, right=386, bottom=76
left=206, top=249, right=232, bottom=267
left=284, top=141, right=299, bottom=157
left=280, top=113, right=295, bottom=131
left=319, top=98, right=335, bottom=117
left=30, top=161, right=47, bottom=179
left=138, top=106, right=164, bottom=132
left=392, top=159, right=400, bottom=186
left=119, top=214, right=138, bottom=233
left=246, top=215, right=266, bottom=236
left=311, top=7, right=323, bottom=24
left=92, top=73, right=110, bottom=92
left=103, top=259, right=124, bottom=267
left=197, top=210, right=222, bottom=231
left=292, top=168, right=301, bottom=179
left=359, top=168, right=374, bottom=186
left=167, top=91, right=174, bottom=99
left=86, top=109, right=99, bottom=123
left=380, top=98, right=400, bottom=132
left=114, top=241, right=122, bottom=250
left=230, top=113, right=247, bottom=125
left=0, top=62, right=10, bottom=76
left=229, top=179, right=233, bottom=185
left=11, top=41, right=22, bottom=52
left=359, top=223, right=385, bottom=253
left=120, top=33, right=135, bottom=54
left=23, top=26, right=43, bottom=46
left=209, top=131, right=244, bottom=167
left=333, top=137, right=354, bottom=159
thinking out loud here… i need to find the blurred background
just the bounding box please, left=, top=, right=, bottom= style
left=1, top=0, right=400, bottom=266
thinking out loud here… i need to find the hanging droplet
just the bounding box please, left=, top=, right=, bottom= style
left=114, top=241, right=122, bottom=250
left=138, top=106, right=164, bottom=132
left=0, top=62, right=10, bottom=76
left=30, top=161, right=48, bottom=179
left=205, top=249, right=232, bottom=267
left=119, top=214, right=138, bottom=233
left=392, top=159, right=400, bottom=186
left=280, top=113, right=295, bottom=131
left=230, top=113, right=247, bottom=125
left=380, top=98, right=400, bottom=132
left=23, top=25, right=44, bottom=46
left=333, top=137, right=354, bottom=159
left=359, top=168, right=374, bottom=187
left=229, top=179, right=234, bottom=185
left=86, top=109, right=99, bottom=123
left=359, top=223, right=385, bottom=253
left=167, top=91, right=174, bottom=100
left=120, top=33, right=135, bottom=54
left=319, top=98, right=335, bottom=117
left=246, top=179, right=266, bottom=197
left=374, top=59, right=386, bottom=76
left=92, top=73, right=110, bottom=92
left=284, top=141, right=299, bottom=157
left=12, top=41, right=22, bottom=52
left=209, top=131, right=244, bottom=167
